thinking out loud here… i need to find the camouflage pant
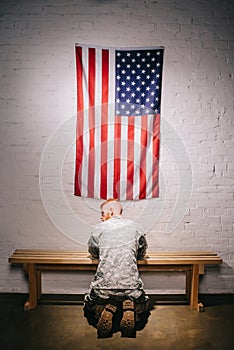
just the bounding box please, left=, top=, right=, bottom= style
left=84, top=289, right=151, bottom=329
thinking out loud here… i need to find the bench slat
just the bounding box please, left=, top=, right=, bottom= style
left=9, top=256, right=222, bottom=265
left=14, top=249, right=217, bottom=256
left=9, top=249, right=222, bottom=266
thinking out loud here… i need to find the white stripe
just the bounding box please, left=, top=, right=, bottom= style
left=119, top=117, right=128, bottom=200
left=133, top=117, right=141, bottom=199
left=81, top=47, right=89, bottom=197
left=107, top=49, right=115, bottom=199
left=94, top=48, right=102, bottom=198
left=146, top=116, right=153, bottom=198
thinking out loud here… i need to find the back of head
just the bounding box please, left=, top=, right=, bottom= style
left=100, top=199, right=123, bottom=221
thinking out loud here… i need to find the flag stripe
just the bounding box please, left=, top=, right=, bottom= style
left=139, top=116, right=148, bottom=199
left=75, top=46, right=84, bottom=196
left=152, top=114, right=160, bottom=197
left=127, top=116, right=135, bottom=200
left=94, top=49, right=102, bottom=198
left=120, top=117, right=128, bottom=200
left=133, top=117, right=141, bottom=199
left=88, top=48, right=96, bottom=197
left=107, top=50, right=115, bottom=199
left=100, top=49, right=109, bottom=199
left=113, top=120, right=121, bottom=198
left=81, top=47, right=89, bottom=197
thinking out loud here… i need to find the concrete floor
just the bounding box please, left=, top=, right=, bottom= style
left=0, top=294, right=234, bottom=350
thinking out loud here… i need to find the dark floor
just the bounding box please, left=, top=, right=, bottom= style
left=0, top=294, right=234, bottom=350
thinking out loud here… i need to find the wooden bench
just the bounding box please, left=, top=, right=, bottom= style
left=9, top=249, right=222, bottom=312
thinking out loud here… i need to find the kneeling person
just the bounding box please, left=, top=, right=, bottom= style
left=84, top=199, right=149, bottom=338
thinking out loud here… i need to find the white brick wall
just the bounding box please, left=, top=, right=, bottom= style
left=0, top=0, right=233, bottom=294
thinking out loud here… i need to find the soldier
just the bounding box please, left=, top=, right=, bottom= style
left=84, top=199, right=150, bottom=338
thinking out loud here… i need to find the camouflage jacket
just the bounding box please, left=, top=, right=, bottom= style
left=87, top=216, right=147, bottom=299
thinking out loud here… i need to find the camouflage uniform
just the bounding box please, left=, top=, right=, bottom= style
left=84, top=216, right=150, bottom=325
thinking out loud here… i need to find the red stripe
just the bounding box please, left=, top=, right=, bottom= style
left=139, top=116, right=147, bottom=199
left=87, top=48, right=96, bottom=197
left=100, top=49, right=109, bottom=199
left=152, top=114, right=160, bottom=197
left=113, top=119, right=121, bottom=199
left=126, top=116, right=135, bottom=200
left=102, top=50, right=109, bottom=105
left=88, top=48, right=96, bottom=108
left=74, top=46, right=84, bottom=196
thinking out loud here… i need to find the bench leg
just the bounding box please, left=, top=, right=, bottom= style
left=37, top=270, right=42, bottom=299
left=186, top=270, right=192, bottom=301
left=190, top=264, right=203, bottom=311
left=24, top=263, right=38, bottom=311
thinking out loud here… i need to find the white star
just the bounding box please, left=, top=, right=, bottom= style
left=147, top=64, right=150, bottom=68
left=121, top=81, right=126, bottom=86
left=142, top=69, right=146, bottom=74
left=141, top=81, right=145, bottom=85
left=127, top=64, right=131, bottom=68
left=156, top=63, right=160, bottom=67
left=151, top=57, right=156, bottom=61
left=136, top=98, right=140, bottom=103
left=142, top=58, right=146, bottom=62
left=150, top=103, right=154, bottom=107
left=156, top=74, right=160, bottom=78
left=141, top=92, right=145, bottom=97
left=132, top=70, right=136, bottom=74
left=151, top=80, right=155, bottom=85
left=117, top=64, right=121, bottom=68
left=131, top=92, right=136, bottom=97
left=127, top=52, right=131, bottom=56
left=146, top=86, right=150, bottom=91
left=137, top=64, right=141, bottom=68
left=126, top=98, right=130, bottom=103
left=116, top=98, right=120, bottom=103
left=117, top=87, right=121, bottom=91
left=137, top=52, right=141, bottom=56
left=132, top=58, right=136, bottom=62
left=121, top=104, right=125, bottom=109
left=121, top=92, right=126, bottom=97
left=126, top=86, right=131, bottom=91
left=146, top=75, right=150, bottom=79
left=122, top=58, right=126, bottom=62
left=157, top=51, right=160, bottom=55
left=125, top=110, right=130, bottom=115
left=151, top=69, right=156, bottom=73
left=146, top=97, right=150, bottom=102
left=121, top=70, right=126, bottom=74
left=117, top=75, right=121, bottom=80
left=156, top=85, right=159, bottom=89
left=151, top=91, right=155, bottom=96
left=136, top=75, right=141, bottom=80
left=155, top=97, right=159, bottom=101
left=147, top=52, right=151, bottom=56
left=131, top=81, right=136, bottom=86
left=136, top=87, right=140, bottom=91
left=126, top=76, right=131, bottom=80
left=117, top=52, right=121, bottom=56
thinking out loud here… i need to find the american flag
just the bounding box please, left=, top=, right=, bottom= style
left=74, top=45, right=164, bottom=200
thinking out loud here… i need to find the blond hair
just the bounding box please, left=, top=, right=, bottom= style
left=100, top=198, right=123, bottom=215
